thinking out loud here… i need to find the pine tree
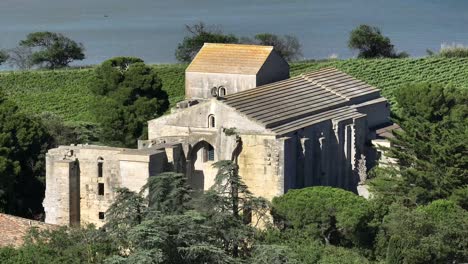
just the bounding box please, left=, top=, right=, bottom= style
left=198, top=160, right=269, bottom=258
left=386, top=83, right=468, bottom=203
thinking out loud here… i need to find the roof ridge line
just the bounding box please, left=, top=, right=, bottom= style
left=301, top=74, right=349, bottom=101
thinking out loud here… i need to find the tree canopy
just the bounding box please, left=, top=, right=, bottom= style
left=175, top=22, right=239, bottom=62
left=378, top=200, right=468, bottom=263
left=0, top=95, right=52, bottom=217
left=91, top=57, right=169, bottom=147
left=175, top=22, right=303, bottom=62
left=348, top=25, right=408, bottom=58
left=381, top=83, right=468, bottom=204
left=248, top=33, right=302, bottom=61
left=19, top=31, right=85, bottom=69
left=271, top=186, right=374, bottom=248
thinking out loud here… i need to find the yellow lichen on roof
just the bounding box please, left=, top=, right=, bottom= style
left=186, top=43, right=274, bottom=75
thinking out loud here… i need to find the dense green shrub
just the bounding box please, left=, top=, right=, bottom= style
left=0, top=95, right=52, bottom=217
left=379, top=200, right=468, bottom=264
left=272, top=187, right=374, bottom=248
left=90, top=57, right=169, bottom=147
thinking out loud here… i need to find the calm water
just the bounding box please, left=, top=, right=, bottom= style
left=0, top=0, right=467, bottom=68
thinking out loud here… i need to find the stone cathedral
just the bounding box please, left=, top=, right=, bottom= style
left=43, top=43, right=394, bottom=227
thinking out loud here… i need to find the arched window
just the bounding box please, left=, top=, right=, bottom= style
left=207, top=145, right=215, bottom=161
left=97, top=157, right=104, bottom=178
left=208, top=115, right=215, bottom=128
left=218, top=86, right=226, bottom=97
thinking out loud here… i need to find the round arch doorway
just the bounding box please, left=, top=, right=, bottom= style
left=187, top=140, right=217, bottom=192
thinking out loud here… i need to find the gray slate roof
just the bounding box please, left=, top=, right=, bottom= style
left=224, top=68, right=381, bottom=134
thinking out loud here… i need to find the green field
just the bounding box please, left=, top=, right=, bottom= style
left=1, top=58, right=467, bottom=125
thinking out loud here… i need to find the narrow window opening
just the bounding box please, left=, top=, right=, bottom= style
left=98, top=183, right=104, bottom=196
left=218, top=87, right=226, bottom=97
left=99, top=212, right=105, bottom=220
left=207, top=145, right=215, bottom=161
left=208, top=115, right=215, bottom=128
left=97, top=157, right=104, bottom=177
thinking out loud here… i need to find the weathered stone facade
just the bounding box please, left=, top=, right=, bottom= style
left=44, top=43, right=393, bottom=227
left=43, top=145, right=182, bottom=227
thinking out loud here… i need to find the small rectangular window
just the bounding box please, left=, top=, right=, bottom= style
left=98, top=183, right=104, bottom=196
left=99, top=212, right=105, bottom=220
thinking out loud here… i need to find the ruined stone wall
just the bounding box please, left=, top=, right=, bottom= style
left=237, top=134, right=285, bottom=200
left=43, top=158, right=75, bottom=226
left=44, top=146, right=166, bottom=227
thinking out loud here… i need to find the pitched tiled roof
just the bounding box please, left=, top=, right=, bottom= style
left=224, top=68, right=382, bottom=134
left=301, top=68, right=380, bottom=101
left=186, top=43, right=274, bottom=75
left=0, top=213, right=55, bottom=248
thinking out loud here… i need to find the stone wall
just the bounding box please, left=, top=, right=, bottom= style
left=281, top=115, right=368, bottom=193
left=237, top=134, right=285, bottom=200
left=256, top=51, right=290, bottom=86
left=185, top=52, right=289, bottom=100
left=185, top=72, right=257, bottom=99
left=43, top=158, right=76, bottom=226
left=43, top=145, right=168, bottom=227
left=148, top=99, right=269, bottom=140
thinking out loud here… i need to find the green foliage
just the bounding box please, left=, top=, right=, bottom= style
left=143, top=172, right=192, bottom=214
left=348, top=25, right=407, bottom=58
left=386, top=83, right=467, bottom=203
left=271, top=186, right=374, bottom=248
left=379, top=200, right=468, bottom=264
left=104, top=188, right=146, bottom=248
left=91, top=57, right=169, bottom=147
left=250, top=245, right=299, bottom=264
left=19, top=31, right=85, bottom=69
left=249, top=33, right=302, bottom=61
left=318, top=245, right=370, bottom=264
left=439, top=43, right=468, bottom=58
left=175, top=22, right=239, bottom=62
left=449, top=186, right=468, bottom=210
left=1, top=58, right=467, bottom=127
left=255, top=229, right=370, bottom=263
left=0, top=96, right=52, bottom=217
left=0, top=225, right=117, bottom=264
left=104, top=172, right=234, bottom=263
left=0, top=68, right=97, bottom=124
left=198, top=160, right=270, bottom=258
left=290, top=57, right=468, bottom=105
left=37, top=112, right=84, bottom=146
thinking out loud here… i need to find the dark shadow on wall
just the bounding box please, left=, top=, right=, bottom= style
left=186, top=140, right=214, bottom=193
left=286, top=121, right=361, bottom=194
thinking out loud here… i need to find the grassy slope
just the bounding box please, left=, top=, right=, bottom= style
left=0, top=58, right=467, bottom=125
